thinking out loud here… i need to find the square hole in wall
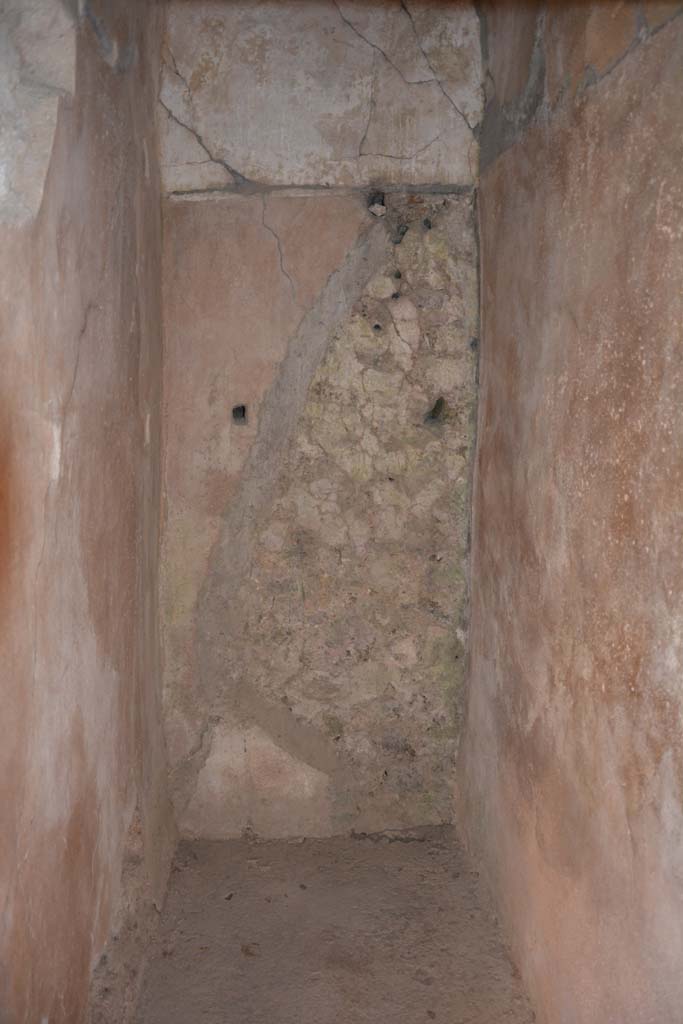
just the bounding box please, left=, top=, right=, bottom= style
left=232, top=404, right=247, bottom=424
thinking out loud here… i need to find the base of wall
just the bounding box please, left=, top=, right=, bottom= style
left=87, top=808, right=174, bottom=1024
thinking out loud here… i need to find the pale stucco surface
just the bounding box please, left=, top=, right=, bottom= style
left=159, top=0, right=482, bottom=192
left=0, top=0, right=76, bottom=223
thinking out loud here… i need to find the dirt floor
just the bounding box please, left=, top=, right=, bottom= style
left=134, top=826, right=534, bottom=1024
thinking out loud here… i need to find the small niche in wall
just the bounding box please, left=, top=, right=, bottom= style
left=232, top=404, right=248, bottom=424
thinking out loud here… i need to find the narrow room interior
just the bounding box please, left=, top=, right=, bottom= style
left=2, top=2, right=682, bottom=1022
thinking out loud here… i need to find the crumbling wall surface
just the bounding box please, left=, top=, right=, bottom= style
left=164, top=193, right=478, bottom=838
left=461, top=6, right=683, bottom=1023
left=160, top=0, right=482, bottom=838
left=0, top=3, right=173, bottom=1022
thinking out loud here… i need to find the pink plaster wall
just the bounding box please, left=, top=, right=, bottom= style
left=462, top=8, right=683, bottom=1023
left=0, top=3, right=173, bottom=1021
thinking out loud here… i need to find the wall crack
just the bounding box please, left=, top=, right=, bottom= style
left=158, top=97, right=250, bottom=187
left=399, top=0, right=474, bottom=132
left=260, top=196, right=300, bottom=307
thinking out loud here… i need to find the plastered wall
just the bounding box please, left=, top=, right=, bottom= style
left=159, top=0, right=482, bottom=838
left=158, top=0, right=480, bottom=192
left=0, top=3, right=173, bottom=1022
left=461, top=5, right=683, bottom=1022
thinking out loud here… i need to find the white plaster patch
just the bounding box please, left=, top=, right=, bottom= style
left=49, top=421, right=62, bottom=481
left=181, top=719, right=334, bottom=838
left=0, top=0, right=76, bottom=223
